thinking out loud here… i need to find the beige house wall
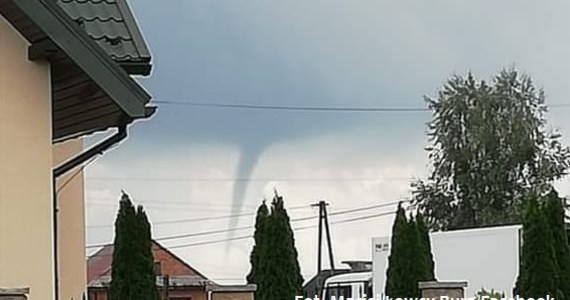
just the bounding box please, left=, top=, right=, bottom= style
left=0, top=14, right=54, bottom=300
left=53, top=139, right=86, bottom=300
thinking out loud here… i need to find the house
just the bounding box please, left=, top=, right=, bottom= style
left=87, top=240, right=256, bottom=300
left=0, top=0, right=154, bottom=299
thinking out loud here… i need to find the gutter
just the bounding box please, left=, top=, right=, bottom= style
left=53, top=124, right=127, bottom=177
left=51, top=123, right=129, bottom=300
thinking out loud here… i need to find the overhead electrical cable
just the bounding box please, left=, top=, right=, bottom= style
left=86, top=176, right=415, bottom=182
left=165, top=210, right=399, bottom=249
left=152, top=100, right=429, bottom=112
left=151, top=100, right=570, bottom=112
left=86, top=204, right=312, bottom=229
left=86, top=200, right=410, bottom=249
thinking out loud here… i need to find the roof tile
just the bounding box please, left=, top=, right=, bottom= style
left=56, top=0, right=151, bottom=71
left=58, top=0, right=122, bottom=21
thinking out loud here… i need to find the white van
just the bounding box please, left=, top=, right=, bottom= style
left=321, top=271, right=373, bottom=300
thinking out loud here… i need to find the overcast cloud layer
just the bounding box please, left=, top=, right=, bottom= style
left=83, top=0, right=570, bottom=283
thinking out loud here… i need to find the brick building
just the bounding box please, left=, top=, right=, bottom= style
left=87, top=240, right=255, bottom=300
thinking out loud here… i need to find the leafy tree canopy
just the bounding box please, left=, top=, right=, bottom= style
left=413, top=69, right=570, bottom=230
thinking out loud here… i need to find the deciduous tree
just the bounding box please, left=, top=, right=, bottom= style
left=413, top=69, right=570, bottom=230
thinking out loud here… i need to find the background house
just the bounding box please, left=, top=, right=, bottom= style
left=87, top=240, right=256, bottom=300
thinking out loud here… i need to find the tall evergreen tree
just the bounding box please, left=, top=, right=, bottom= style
left=514, top=197, right=557, bottom=298
left=412, top=69, right=570, bottom=230
left=404, top=215, right=424, bottom=298
left=416, top=213, right=435, bottom=281
left=385, top=203, right=414, bottom=297
left=135, top=206, right=160, bottom=300
left=246, top=201, right=269, bottom=284
left=543, top=190, right=570, bottom=300
left=386, top=205, right=437, bottom=298
left=110, top=193, right=138, bottom=300
left=109, top=192, right=158, bottom=300
left=257, top=192, right=304, bottom=300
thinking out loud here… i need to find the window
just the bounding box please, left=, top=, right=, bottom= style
left=324, top=285, right=352, bottom=300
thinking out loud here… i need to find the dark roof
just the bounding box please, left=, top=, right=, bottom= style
left=57, top=0, right=151, bottom=75
left=0, top=0, right=155, bottom=140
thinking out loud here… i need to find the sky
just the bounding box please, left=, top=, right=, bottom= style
left=83, top=0, right=570, bottom=284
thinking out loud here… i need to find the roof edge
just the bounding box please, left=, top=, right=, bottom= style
left=12, top=0, right=151, bottom=118
left=116, top=0, right=151, bottom=61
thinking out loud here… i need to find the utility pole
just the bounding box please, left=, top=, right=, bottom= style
left=311, top=200, right=336, bottom=273
left=311, top=200, right=336, bottom=298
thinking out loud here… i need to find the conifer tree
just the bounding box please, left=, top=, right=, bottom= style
left=109, top=192, right=159, bottom=300
left=246, top=201, right=269, bottom=284
left=405, top=216, right=424, bottom=298
left=416, top=213, right=436, bottom=281
left=258, top=192, right=304, bottom=300
left=543, top=190, right=570, bottom=300
left=386, top=205, right=437, bottom=298
left=514, top=197, right=557, bottom=298
left=385, top=203, right=412, bottom=297
left=135, top=206, right=160, bottom=300
left=110, top=193, right=138, bottom=300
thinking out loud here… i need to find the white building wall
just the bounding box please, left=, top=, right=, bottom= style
left=373, top=225, right=522, bottom=298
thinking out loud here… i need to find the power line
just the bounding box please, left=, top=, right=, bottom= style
left=86, top=204, right=312, bottom=229
left=166, top=210, right=399, bottom=249
left=85, top=197, right=263, bottom=211
left=86, top=214, right=319, bottom=249
left=152, top=100, right=570, bottom=112
left=152, top=100, right=430, bottom=113
left=165, top=203, right=415, bottom=250
left=332, top=210, right=397, bottom=224
left=86, top=200, right=407, bottom=249
left=87, top=197, right=261, bottom=207
left=328, top=200, right=408, bottom=216
left=86, top=176, right=415, bottom=182
left=168, top=224, right=318, bottom=249
left=87, top=212, right=253, bottom=229
left=86, top=202, right=258, bottom=213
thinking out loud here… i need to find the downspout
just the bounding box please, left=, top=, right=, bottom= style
left=52, top=123, right=129, bottom=300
